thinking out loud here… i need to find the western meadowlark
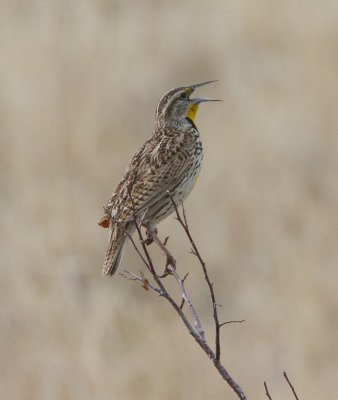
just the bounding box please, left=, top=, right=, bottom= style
left=99, top=80, right=219, bottom=276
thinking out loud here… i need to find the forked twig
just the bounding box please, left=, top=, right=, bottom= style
left=121, top=188, right=247, bottom=400
left=120, top=270, right=162, bottom=295
left=166, top=191, right=223, bottom=361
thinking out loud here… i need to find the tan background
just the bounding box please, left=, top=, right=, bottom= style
left=1, top=1, right=338, bottom=399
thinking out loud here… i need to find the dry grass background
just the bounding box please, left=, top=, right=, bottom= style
left=1, top=1, right=338, bottom=399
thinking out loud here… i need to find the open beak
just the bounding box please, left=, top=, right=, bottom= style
left=186, top=81, right=221, bottom=122
left=187, top=80, right=222, bottom=103
left=190, top=97, right=222, bottom=105
left=190, top=80, right=218, bottom=89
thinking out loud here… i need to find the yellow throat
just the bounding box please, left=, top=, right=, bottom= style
left=187, top=104, right=199, bottom=122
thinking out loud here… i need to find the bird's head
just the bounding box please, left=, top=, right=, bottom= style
left=155, top=80, right=220, bottom=127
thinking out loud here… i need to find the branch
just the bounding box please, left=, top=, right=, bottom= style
left=264, top=372, right=300, bottom=400
left=219, top=320, right=245, bottom=327
left=121, top=188, right=247, bottom=400
left=125, top=187, right=205, bottom=346
left=284, top=371, right=300, bottom=400
left=120, top=270, right=163, bottom=295
left=168, top=266, right=205, bottom=341
left=167, top=192, right=223, bottom=360
left=264, top=382, right=273, bottom=400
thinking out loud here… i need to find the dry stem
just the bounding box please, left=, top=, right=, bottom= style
left=120, top=188, right=247, bottom=400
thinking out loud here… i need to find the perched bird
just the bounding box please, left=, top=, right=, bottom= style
left=99, top=81, right=220, bottom=276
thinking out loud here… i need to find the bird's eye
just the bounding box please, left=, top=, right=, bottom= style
left=180, top=92, right=188, bottom=99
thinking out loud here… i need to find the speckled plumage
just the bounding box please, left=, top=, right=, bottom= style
left=99, top=82, right=218, bottom=276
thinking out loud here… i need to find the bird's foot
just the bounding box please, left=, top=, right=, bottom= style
left=158, top=255, right=176, bottom=278
left=143, top=228, right=158, bottom=246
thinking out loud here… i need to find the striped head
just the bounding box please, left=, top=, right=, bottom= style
left=155, top=80, right=220, bottom=127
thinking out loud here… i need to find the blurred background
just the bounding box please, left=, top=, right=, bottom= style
left=1, top=1, right=338, bottom=399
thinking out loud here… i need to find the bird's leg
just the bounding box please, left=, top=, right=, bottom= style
left=142, top=224, right=176, bottom=276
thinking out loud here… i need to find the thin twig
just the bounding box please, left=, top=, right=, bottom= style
left=179, top=273, right=189, bottom=309
left=121, top=188, right=247, bottom=400
left=120, top=270, right=162, bottom=295
left=169, top=266, right=206, bottom=341
left=126, top=186, right=156, bottom=276
left=167, top=192, right=246, bottom=399
left=264, top=382, right=273, bottom=400
left=124, top=230, right=150, bottom=269
left=219, top=320, right=245, bottom=327
left=125, top=187, right=202, bottom=343
left=283, top=371, right=300, bottom=400
left=167, top=192, right=223, bottom=360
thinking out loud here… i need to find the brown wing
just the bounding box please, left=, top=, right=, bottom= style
left=100, top=129, right=193, bottom=225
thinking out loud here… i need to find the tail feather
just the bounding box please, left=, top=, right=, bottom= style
left=102, top=225, right=129, bottom=276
